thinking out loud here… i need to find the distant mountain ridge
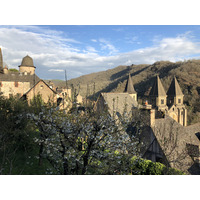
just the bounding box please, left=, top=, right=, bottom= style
left=48, top=60, right=200, bottom=125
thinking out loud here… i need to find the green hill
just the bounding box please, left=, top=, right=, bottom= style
left=49, top=60, right=200, bottom=125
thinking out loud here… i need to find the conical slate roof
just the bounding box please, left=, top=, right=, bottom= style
left=0, top=48, right=4, bottom=73
left=167, top=76, right=183, bottom=96
left=149, top=75, right=166, bottom=96
left=124, top=73, right=137, bottom=94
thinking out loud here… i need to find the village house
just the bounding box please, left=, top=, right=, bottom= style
left=0, top=48, right=83, bottom=108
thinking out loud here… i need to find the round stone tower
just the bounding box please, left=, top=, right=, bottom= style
left=18, top=55, right=36, bottom=75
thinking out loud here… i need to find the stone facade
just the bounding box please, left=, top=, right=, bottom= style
left=0, top=80, right=30, bottom=98
left=23, top=80, right=57, bottom=104
left=148, top=75, right=187, bottom=126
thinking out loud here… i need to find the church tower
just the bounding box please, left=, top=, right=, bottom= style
left=0, top=48, right=4, bottom=73
left=149, top=75, right=168, bottom=112
left=167, top=76, right=187, bottom=126
left=167, top=76, right=184, bottom=106
left=124, top=73, right=137, bottom=101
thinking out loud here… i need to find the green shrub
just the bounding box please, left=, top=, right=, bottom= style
left=130, top=156, right=185, bottom=175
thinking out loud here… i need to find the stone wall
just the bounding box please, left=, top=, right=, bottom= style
left=0, top=81, right=30, bottom=98
left=26, top=81, right=57, bottom=103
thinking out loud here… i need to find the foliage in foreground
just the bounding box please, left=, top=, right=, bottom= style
left=130, top=157, right=185, bottom=175
left=0, top=96, right=185, bottom=175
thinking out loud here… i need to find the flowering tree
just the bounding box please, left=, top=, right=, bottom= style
left=30, top=106, right=144, bottom=175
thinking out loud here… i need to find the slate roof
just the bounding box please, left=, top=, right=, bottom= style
left=19, top=55, right=35, bottom=68
left=100, top=92, right=138, bottom=116
left=152, top=116, right=200, bottom=174
left=149, top=75, right=166, bottom=96
left=0, top=72, right=40, bottom=87
left=167, top=76, right=183, bottom=96
left=124, top=73, right=137, bottom=94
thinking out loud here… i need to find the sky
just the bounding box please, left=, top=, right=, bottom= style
left=1, top=25, right=200, bottom=80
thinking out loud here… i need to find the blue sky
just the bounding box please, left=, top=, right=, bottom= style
left=1, top=25, right=200, bottom=80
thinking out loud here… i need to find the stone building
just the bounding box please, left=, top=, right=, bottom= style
left=0, top=48, right=65, bottom=106
left=0, top=48, right=83, bottom=108
left=0, top=48, right=41, bottom=98
left=22, top=80, right=57, bottom=104
left=95, top=73, right=138, bottom=118
left=148, top=75, right=187, bottom=126
left=142, top=76, right=199, bottom=174
left=95, top=73, right=200, bottom=174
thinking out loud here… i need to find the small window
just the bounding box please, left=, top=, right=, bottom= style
left=161, top=99, right=164, bottom=104
left=40, top=85, right=44, bottom=89
left=178, top=99, right=181, bottom=104
left=14, top=81, right=18, bottom=87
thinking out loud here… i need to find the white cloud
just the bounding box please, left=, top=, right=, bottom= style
left=85, top=46, right=98, bottom=53
left=99, top=38, right=118, bottom=55
left=91, top=39, right=97, bottom=42
left=48, top=69, right=64, bottom=72
left=1, top=26, right=200, bottom=80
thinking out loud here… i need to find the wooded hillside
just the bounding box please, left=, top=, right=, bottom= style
left=49, top=60, right=200, bottom=125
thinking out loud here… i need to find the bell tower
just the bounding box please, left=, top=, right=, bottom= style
left=167, top=76, right=187, bottom=126
left=149, top=75, right=168, bottom=112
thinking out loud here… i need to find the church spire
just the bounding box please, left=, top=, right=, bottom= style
left=167, top=76, right=183, bottom=96
left=124, top=73, right=136, bottom=94
left=167, top=76, right=184, bottom=106
left=149, top=75, right=166, bottom=97
left=0, top=48, right=3, bottom=73
left=149, top=75, right=167, bottom=110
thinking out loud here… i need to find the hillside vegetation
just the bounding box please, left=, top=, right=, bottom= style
left=50, top=60, right=200, bottom=125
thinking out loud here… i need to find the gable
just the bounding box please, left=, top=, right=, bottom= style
left=23, top=80, right=57, bottom=103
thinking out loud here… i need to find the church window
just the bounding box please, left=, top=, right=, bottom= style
left=178, top=99, right=181, bottom=104
left=14, top=81, right=19, bottom=87
left=161, top=99, right=164, bottom=104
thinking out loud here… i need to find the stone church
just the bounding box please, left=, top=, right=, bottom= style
left=147, top=75, right=187, bottom=126
left=96, top=73, right=200, bottom=174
